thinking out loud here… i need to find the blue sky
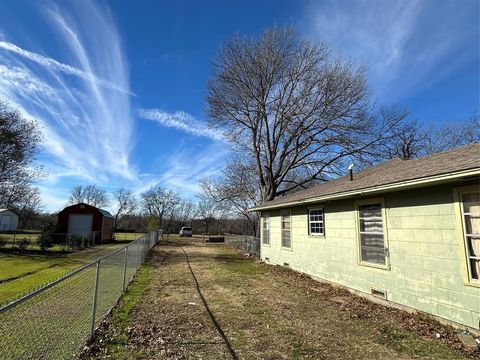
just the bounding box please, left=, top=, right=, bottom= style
left=0, top=0, right=478, bottom=212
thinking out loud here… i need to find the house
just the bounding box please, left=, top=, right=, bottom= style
left=0, top=209, right=19, bottom=231
left=57, top=203, right=114, bottom=243
left=250, top=144, right=480, bottom=331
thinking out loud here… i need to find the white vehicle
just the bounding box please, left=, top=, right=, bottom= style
left=179, top=226, right=192, bottom=237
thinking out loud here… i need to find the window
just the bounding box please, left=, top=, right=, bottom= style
left=358, top=202, right=386, bottom=265
left=461, top=191, right=480, bottom=281
left=281, top=210, right=291, bottom=248
left=262, top=213, right=270, bottom=245
left=308, top=208, right=324, bottom=235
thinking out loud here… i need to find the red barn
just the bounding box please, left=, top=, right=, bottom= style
left=57, top=203, right=114, bottom=243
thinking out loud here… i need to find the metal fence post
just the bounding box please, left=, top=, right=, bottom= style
left=90, top=261, right=101, bottom=339
left=136, top=239, right=140, bottom=269
left=122, top=247, right=128, bottom=291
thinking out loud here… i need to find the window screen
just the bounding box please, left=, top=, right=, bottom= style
left=358, top=203, right=386, bottom=265
left=309, top=209, right=324, bottom=235
left=262, top=214, right=270, bottom=245
left=462, top=192, right=480, bottom=280
left=281, top=211, right=291, bottom=248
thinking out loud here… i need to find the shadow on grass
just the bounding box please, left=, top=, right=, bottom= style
left=176, top=244, right=239, bottom=360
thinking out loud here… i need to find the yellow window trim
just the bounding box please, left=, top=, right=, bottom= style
left=453, top=184, right=480, bottom=287
left=281, top=209, right=292, bottom=249
left=261, top=212, right=270, bottom=246
left=354, top=197, right=390, bottom=270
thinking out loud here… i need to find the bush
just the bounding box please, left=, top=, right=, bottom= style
left=0, top=237, right=6, bottom=249
left=41, top=221, right=56, bottom=233
left=147, top=217, right=160, bottom=232
left=18, top=238, right=30, bottom=251
left=67, top=235, right=84, bottom=251
left=37, top=233, right=53, bottom=251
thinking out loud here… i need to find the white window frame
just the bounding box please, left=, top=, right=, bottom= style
left=281, top=210, right=291, bottom=249
left=355, top=198, right=389, bottom=270
left=308, top=208, right=324, bottom=236
left=456, top=186, right=480, bottom=285
left=262, top=213, right=270, bottom=245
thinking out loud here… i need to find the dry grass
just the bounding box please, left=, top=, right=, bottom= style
left=83, top=237, right=479, bottom=360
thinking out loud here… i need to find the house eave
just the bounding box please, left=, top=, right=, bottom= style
left=248, top=168, right=480, bottom=212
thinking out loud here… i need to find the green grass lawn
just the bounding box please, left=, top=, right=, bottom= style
left=114, top=232, right=144, bottom=242
left=0, top=233, right=144, bottom=306
left=0, top=231, right=143, bottom=251
left=0, top=232, right=41, bottom=248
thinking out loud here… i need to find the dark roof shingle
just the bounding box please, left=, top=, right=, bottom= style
left=251, top=143, right=480, bottom=210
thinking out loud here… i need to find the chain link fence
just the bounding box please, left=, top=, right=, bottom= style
left=0, top=230, right=161, bottom=360
left=224, top=234, right=260, bottom=257
left=0, top=230, right=104, bottom=252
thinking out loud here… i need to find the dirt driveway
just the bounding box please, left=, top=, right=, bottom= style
left=84, top=238, right=477, bottom=360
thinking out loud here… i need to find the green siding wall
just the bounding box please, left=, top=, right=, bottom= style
left=260, top=183, right=480, bottom=329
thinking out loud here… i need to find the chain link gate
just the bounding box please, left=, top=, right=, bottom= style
left=224, top=234, right=260, bottom=257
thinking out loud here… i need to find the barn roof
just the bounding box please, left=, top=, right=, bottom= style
left=250, top=143, right=480, bottom=211
left=59, top=203, right=114, bottom=218
left=0, top=208, right=18, bottom=215
left=99, top=209, right=114, bottom=218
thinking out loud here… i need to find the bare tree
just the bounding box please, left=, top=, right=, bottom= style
left=14, top=187, right=43, bottom=229
left=207, top=27, right=405, bottom=202
left=0, top=100, right=41, bottom=185
left=69, top=184, right=110, bottom=208
left=380, top=110, right=480, bottom=160
left=174, top=199, right=195, bottom=224
left=200, top=156, right=260, bottom=236
left=464, top=111, right=480, bottom=144
left=375, top=110, right=426, bottom=160
left=422, top=112, right=479, bottom=156
left=163, top=199, right=197, bottom=234
left=0, top=100, right=41, bottom=213
left=141, top=185, right=179, bottom=230
left=196, top=197, right=223, bottom=234
left=113, top=188, right=137, bottom=229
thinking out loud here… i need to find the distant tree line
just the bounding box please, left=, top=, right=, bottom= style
left=65, top=183, right=253, bottom=235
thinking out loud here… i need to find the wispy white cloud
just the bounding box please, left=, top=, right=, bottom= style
left=0, top=1, right=137, bottom=210
left=307, top=0, right=478, bottom=101
left=157, top=141, right=227, bottom=197
left=0, top=40, right=133, bottom=95
left=138, top=108, right=225, bottom=141
left=117, top=141, right=228, bottom=208
left=35, top=185, right=70, bottom=212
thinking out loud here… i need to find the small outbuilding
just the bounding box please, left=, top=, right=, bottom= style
left=0, top=209, right=19, bottom=231
left=57, top=203, right=114, bottom=244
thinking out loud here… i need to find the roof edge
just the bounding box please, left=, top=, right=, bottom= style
left=249, top=168, right=480, bottom=212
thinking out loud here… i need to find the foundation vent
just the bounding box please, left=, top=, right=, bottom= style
left=264, top=257, right=270, bottom=261
left=283, top=262, right=290, bottom=267
left=371, top=288, right=387, bottom=300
